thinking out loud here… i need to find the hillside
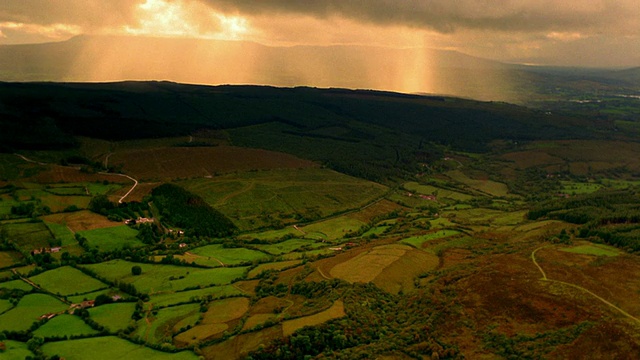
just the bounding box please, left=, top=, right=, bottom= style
left=1, top=81, right=640, bottom=359
left=0, top=82, right=612, bottom=181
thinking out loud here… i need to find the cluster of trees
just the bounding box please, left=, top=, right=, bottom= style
left=151, top=184, right=237, bottom=238
left=528, top=189, right=640, bottom=251
left=88, top=195, right=148, bottom=221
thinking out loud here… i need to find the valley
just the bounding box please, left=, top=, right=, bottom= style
left=1, top=84, right=640, bottom=359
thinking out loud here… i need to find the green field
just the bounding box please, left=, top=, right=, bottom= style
left=0, top=293, right=69, bottom=332
left=560, top=244, right=621, bottom=257
left=82, top=260, right=248, bottom=294
left=33, top=314, right=99, bottom=338
left=248, top=260, right=302, bottom=278
left=41, top=336, right=199, bottom=360
left=299, top=216, right=367, bottom=240
left=67, top=288, right=124, bottom=304
left=188, top=244, right=270, bottom=265
left=1, top=221, right=54, bottom=252
left=0, top=279, right=33, bottom=291
left=253, top=239, right=320, bottom=255
left=135, top=303, right=200, bottom=344
left=29, top=266, right=109, bottom=296
left=0, top=250, right=23, bottom=268
left=179, top=168, right=387, bottom=230
left=148, top=285, right=244, bottom=308
left=400, top=230, right=461, bottom=248
left=403, top=181, right=474, bottom=201
left=77, top=225, right=144, bottom=251
left=44, top=222, right=77, bottom=246
left=88, top=302, right=137, bottom=332
left=0, top=340, right=35, bottom=360
left=560, top=181, right=603, bottom=195
left=0, top=298, right=12, bottom=314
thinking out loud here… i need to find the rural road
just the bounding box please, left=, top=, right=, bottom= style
left=15, top=153, right=139, bottom=204
left=531, top=245, right=640, bottom=326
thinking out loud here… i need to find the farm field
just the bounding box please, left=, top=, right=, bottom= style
left=1, top=221, right=53, bottom=252
left=179, top=168, right=387, bottom=230
left=148, top=285, right=244, bottom=308
left=4, top=83, right=640, bottom=359
left=88, top=302, right=137, bottom=332
left=109, top=146, right=318, bottom=181
left=135, top=303, right=201, bottom=344
left=282, top=300, right=345, bottom=336
left=81, top=260, right=248, bottom=294
left=77, top=225, right=143, bottom=251
left=187, top=244, right=269, bottom=265
left=40, top=336, right=198, bottom=360
left=33, top=314, right=99, bottom=338
left=0, top=340, right=34, bottom=359
left=400, top=229, right=461, bottom=248
left=42, top=210, right=124, bottom=231
left=0, top=293, right=69, bottom=332
left=29, top=266, right=108, bottom=296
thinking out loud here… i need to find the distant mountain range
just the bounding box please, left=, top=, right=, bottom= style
left=0, top=35, right=638, bottom=103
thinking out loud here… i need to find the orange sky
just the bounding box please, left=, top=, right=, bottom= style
left=1, top=0, right=639, bottom=67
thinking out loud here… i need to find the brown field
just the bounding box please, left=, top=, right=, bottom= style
left=535, top=244, right=640, bottom=317
left=42, top=210, right=122, bottom=232
left=500, top=140, right=640, bottom=177
left=173, top=297, right=250, bottom=347
left=345, top=199, right=405, bottom=223
left=330, top=245, right=411, bottom=283
left=110, top=181, right=160, bottom=203
left=0, top=250, right=23, bottom=268
left=25, top=166, right=132, bottom=184
left=201, top=325, right=283, bottom=360
left=500, top=151, right=565, bottom=169
left=433, top=237, right=640, bottom=359
left=109, top=146, right=318, bottom=181
left=372, top=248, right=439, bottom=294
left=282, top=300, right=345, bottom=337
left=242, top=296, right=292, bottom=330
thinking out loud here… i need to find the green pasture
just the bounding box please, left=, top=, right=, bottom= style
left=0, top=195, right=21, bottom=216
left=68, top=288, right=124, bottom=304
left=253, top=239, right=320, bottom=255
left=148, top=285, right=243, bottom=308
left=0, top=293, right=69, bottom=332
left=29, top=266, right=108, bottom=296
left=400, top=230, right=461, bottom=248
left=0, top=250, right=23, bottom=268
left=44, top=222, right=77, bottom=246
left=41, top=336, right=199, bottom=360
left=33, top=314, right=99, bottom=338
left=560, top=243, right=621, bottom=257
left=179, top=168, right=387, bottom=230
left=46, top=182, right=122, bottom=196
left=427, top=236, right=482, bottom=255
left=362, top=226, right=390, bottom=237
left=189, top=244, right=270, bottom=265
left=82, top=260, right=248, bottom=294
left=560, top=181, right=603, bottom=195
left=403, top=181, right=474, bottom=201
left=300, top=216, right=366, bottom=240
left=0, top=340, right=35, bottom=360
left=445, top=170, right=510, bottom=197
left=2, top=221, right=54, bottom=252
left=77, top=225, right=144, bottom=251
left=88, top=302, right=137, bottom=332
left=282, top=248, right=335, bottom=260
left=14, top=187, right=90, bottom=213
left=0, top=299, right=12, bottom=314
left=237, top=227, right=299, bottom=241
left=248, top=260, right=302, bottom=278
left=0, top=279, right=33, bottom=291
left=135, top=303, right=200, bottom=344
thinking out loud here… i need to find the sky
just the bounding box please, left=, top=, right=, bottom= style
left=1, top=0, right=639, bottom=67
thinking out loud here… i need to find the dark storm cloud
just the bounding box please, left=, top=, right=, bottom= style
left=201, top=0, right=638, bottom=34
